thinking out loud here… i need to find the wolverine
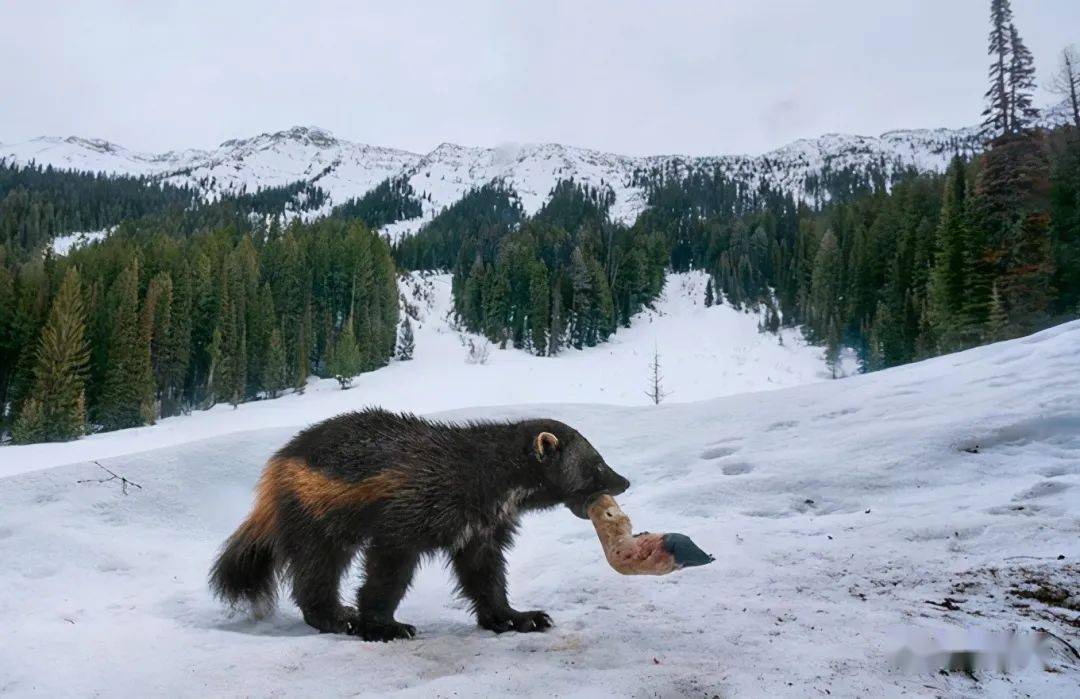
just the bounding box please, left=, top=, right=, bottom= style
left=210, top=408, right=631, bottom=641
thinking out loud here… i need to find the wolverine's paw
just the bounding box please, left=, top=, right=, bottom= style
left=480, top=610, right=553, bottom=634
left=346, top=618, right=417, bottom=642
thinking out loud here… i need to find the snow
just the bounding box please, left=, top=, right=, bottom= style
left=49, top=228, right=110, bottom=256
left=0, top=271, right=831, bottom=476
left=1, top=272, right=1078, bottom=695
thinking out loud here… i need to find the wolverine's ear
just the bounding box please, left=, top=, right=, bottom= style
left=534, top=432, right=559, bottom=461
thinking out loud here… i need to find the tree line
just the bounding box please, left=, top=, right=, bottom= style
left=396, top=180, right=668, bottom=354
left=1, top=215, right=399, bottom=443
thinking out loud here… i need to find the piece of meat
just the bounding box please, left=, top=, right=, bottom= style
left=587, top=495, right=714, bottom=575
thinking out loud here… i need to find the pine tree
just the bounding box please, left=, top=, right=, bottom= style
left=162, top=263, right=192, bottom=416
left=261, top=325, right=288, bottom=398
left=396, top=317, right=415, bottom=361
left=704, top=278, right=715, bottom=307
left=866, top=301, right=890, bottom=371
left=527, top=264, right=550, bottom=355
left=293, top=297, right=312, bottom=393
left=141, top=272, right=173, bottom=420
left=12, top=267, right=89, bottom=442
left=982, top=0, right=1014, bottom=138
left=548, top=281, right=564, bottom=356
left=1007, top=23, right=1039, bottom=132
left=96, top=261, right=153, bottom=431
left=969, top=128, right=1053, bottom=337
left=927, top=157, right=970, bottom=351
left=568, top=247, right=592, bottom=349
left=809, top=229, right=842, bottom=342
left=328, top=312, right=363, bottom=388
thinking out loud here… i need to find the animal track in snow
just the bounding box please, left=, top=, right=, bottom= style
left=985, top=503, right=1042, bottom=516
left=765, top=420, right=798, bottom=432
left=701, top=446, right=739, bottom=460
left=1013, top=480, right=1072, bottom=501
left=813, top=407, right=860, bottom=421
left=721, top=462, right=754, bottom=476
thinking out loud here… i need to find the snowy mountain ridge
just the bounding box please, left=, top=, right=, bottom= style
left=2, top=103, right=1073, bottom=240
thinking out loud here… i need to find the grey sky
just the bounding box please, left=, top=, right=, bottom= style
left=2, top=1, right=1077, bottom=157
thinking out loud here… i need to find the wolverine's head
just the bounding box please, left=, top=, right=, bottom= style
left=529, top=422, right=631, bottom=519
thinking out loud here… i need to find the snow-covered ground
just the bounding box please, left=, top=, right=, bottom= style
left=1, top=310, right=1078, bottom=696
left=0, top=271, right=835, bottom=475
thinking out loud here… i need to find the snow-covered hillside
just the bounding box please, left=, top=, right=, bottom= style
left=0, top=271, right=833, bottom=475
left=0, top=124, right=979, bottom=236
left=1, top=313, right=1077, bottom=696
left=6, top=103, right=1072, bottom=241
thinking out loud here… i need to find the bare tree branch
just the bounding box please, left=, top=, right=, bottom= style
left=77, top=461, right=143, bottom=495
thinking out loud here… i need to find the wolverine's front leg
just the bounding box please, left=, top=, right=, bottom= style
left=353, top=541, right=419, bottom=641
left=451, top=529, right=552, bottom=634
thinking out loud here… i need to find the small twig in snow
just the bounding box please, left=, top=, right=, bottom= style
left=77, top=461, right=143, bottom=495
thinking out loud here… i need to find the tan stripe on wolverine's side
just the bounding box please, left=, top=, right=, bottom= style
left=245, top=456, right=407, bottom=531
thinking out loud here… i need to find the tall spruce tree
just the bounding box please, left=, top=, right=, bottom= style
left=96, top=261, right=153, bottom=431
left=1007, top=23, right=1039, bottom=132
left=396, top=317, right=415, bottom=361
left=809, top=229, right=842, bottom=343
left=982, top=0, right=1014, bottom=138
left=261, top=325, right=288, bottom=398
left=328, top=311, right=362, bottom=388
left=12, top=267, right=89, bottom=443
left=927, top=157, right=970, bottom=351
left=527, top=263, right=550, bottom=355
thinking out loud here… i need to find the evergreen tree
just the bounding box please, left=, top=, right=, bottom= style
left=141, top=272, right=173, bottom=420
left=96, top=261, right=153, bottom=430
left=568, top=247, right=592, bottom=349
left=293, top=297, right=312, bottom=393
left=527, top=263, right=550, bottom=355
left=927, top=157, right=970, bottom=351
left=261, top=325, right=288, bottom=398
left=396, top=317, right=415, bottom=361
left=809, top=229, right=842, bottom=341
left=982, top=0, right=1014, bottom=137
left=969, top=132, right=1053, bottom=336
left=1007, top=23, right=1039, bottom=132
left=704, top=278, right=715, bottom=307
left=162, top=263, right=192, bottom=416
left=12, top=267, right=89, bottom=442
left=328, top=311, right=363, bottom=388
left=548, top=280, right=564, bottom=356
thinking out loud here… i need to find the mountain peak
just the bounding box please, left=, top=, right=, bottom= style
left=219, top=125, right=339, bottom=150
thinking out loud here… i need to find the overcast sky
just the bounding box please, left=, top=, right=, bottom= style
left=2, top=1, right=1077, bottom=157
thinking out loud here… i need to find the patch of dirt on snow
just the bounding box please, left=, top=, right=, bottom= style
left=949, top=562, right=1080, bottom=630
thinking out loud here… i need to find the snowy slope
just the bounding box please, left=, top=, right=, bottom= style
left=8, top=103, right=1073, bottom=239
left=0, top=271, right=832, bottom=475
left=0, top=316, right=1077, bottom=696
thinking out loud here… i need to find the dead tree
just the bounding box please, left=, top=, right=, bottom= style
left=645, top=345, right=671, bottom=405
left=1049, top=44, right=1080, bottom=128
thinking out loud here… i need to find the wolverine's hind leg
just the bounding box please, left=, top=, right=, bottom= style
left=353, top=540, right=419, bottom=641
left=279, top=510, right=359, bottom=634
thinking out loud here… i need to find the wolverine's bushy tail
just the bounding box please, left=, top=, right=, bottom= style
left=209, top=478, right=279, bottom=615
